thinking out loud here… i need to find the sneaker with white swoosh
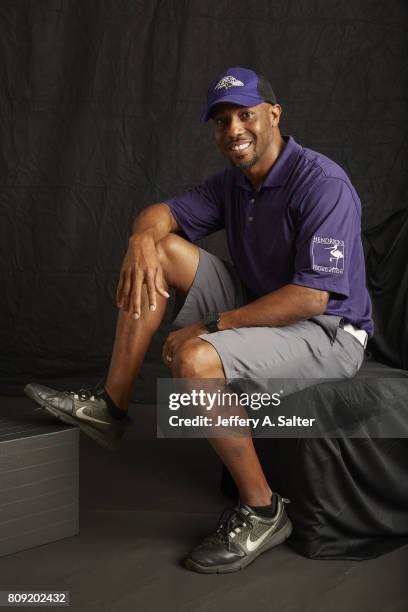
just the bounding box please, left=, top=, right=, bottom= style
left=24, top=382, right=130, bottom=450
left=185, top=494, right=292, bottom=573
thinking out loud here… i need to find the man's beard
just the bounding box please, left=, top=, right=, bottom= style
left=235, top=153, right=259, bottom=170
left=233, top=152, right=259, bottom=170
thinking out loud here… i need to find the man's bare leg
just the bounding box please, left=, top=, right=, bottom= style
left=105, top=235, right=272, bottom=507
left=172, top=339, right=273, bottom=507
left=182, top=344, right=290, bottom=575
left=105, top=234, right=199, bottom=410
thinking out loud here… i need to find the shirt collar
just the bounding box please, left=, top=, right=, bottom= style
left=236, top=135, right=301, bottom=191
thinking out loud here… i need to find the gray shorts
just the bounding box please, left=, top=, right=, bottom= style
left=172, top=248, right=365, bottom=387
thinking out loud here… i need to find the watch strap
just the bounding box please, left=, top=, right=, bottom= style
left=204, top=311, right=220, bottom=333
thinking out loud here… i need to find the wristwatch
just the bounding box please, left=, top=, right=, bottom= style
left=204, top=311, right=220, bottom=333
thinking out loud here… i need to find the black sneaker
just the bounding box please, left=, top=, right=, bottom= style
left=185, top=494, right=292, bottom=573
left=24, top=383, right=130, bottom=450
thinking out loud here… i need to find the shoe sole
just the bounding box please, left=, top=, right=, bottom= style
left=24, top=384, right=121, bottom=451
left=184, top=518, right=293, bottom=574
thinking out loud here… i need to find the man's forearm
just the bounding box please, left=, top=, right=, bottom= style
left=131, top=203, right=178, bottom=243
left=219, top=284, right=329, bottom=330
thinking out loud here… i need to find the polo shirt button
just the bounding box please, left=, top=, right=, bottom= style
left=248, top=216, right=254, bottom=221
left=249, top=198, right=255, bottom=204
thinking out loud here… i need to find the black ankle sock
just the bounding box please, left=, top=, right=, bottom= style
left=101, top=390, right=128, bottom=420
left=250, top=493, right=278, bottom=517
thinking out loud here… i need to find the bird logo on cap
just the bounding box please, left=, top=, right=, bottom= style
left=214, top=76, right=245, bottom=90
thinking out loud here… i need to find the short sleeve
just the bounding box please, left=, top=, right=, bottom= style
left=292, top=178, right=360, bottom=300
left=164, top=170, right=226, bottom=242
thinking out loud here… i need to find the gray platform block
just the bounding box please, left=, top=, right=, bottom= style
left=0, top=403, right=79, bottom=557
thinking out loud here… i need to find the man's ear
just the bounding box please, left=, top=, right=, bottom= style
left=269, top=104, right=282, bottom=128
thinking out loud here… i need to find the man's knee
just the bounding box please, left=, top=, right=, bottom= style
left=156, top=234, right=199, bottom=292
left=156, top=233, right=181, bottom=263
left=156, top=234, right=197, bottom=266
left=171, top=338, right=224, bottom=378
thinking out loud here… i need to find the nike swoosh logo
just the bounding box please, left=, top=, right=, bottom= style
left=246, top=524, right=277, bottom=552
left=76, top=406, right=110, bottom=426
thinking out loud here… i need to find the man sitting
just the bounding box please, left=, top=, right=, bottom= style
left=25, top=67, right=372, bottom=573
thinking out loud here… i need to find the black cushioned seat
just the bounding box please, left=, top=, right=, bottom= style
left=221, top=357, right=408, bottom=559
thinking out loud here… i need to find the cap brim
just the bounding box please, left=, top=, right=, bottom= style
left=200, top=93, right=265, bottom=123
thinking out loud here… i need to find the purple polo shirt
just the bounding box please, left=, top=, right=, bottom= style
left=165, top=136, right=373, bottom=336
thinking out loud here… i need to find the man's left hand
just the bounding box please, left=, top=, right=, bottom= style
left=162, top=321, right=208, bottom=366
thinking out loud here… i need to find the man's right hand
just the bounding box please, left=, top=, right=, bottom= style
left=116, top=231, right=170, bottom=318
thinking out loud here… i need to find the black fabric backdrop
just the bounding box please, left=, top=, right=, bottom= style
left=1, top=0, right=408, bottom=394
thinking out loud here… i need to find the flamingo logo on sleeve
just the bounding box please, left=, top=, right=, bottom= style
left=312, top=236, right=344, bottom=274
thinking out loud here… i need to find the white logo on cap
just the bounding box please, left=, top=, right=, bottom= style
left=215, top=76, right=244, bottom=90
